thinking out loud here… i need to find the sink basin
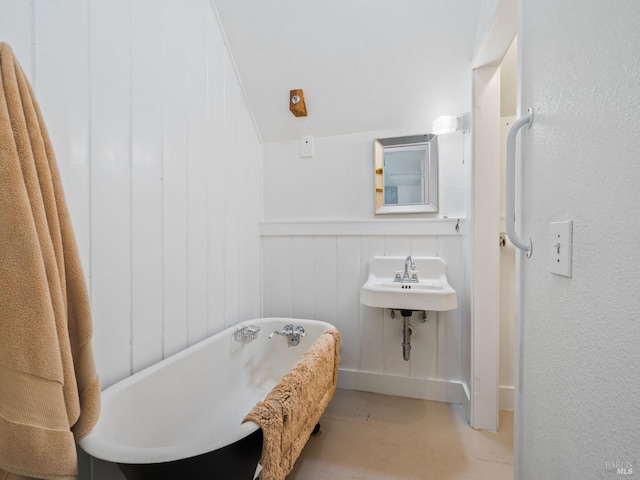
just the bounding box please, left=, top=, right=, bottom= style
left=360, top=256, right=457, bottom=311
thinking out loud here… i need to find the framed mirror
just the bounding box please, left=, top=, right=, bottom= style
left=374, top=134, right=438, bottom=214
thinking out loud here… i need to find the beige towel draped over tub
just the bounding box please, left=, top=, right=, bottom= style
left=244, top=329, right=340, bottom=480
left=0, top=42, right=100, bottom=480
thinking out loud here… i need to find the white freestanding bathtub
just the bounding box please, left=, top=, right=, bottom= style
left=79, top=317, right=338, bottom=480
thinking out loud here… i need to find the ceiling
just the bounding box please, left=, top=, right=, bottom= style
left=212, top=0, right=484, bottom=143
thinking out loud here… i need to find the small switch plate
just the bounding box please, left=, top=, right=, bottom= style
left=301, top=135, right=314, bottom=158
left=550, top=220, right=573, bottom=277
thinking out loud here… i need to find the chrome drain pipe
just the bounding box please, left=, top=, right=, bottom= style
left=400, top=310, right=414, bottom=361
left=402, top=315, right=413, bottom=361
left=391, top=309, right=427, bottom=362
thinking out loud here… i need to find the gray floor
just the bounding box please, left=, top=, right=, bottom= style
left=288, top=389, right=514, bottom=480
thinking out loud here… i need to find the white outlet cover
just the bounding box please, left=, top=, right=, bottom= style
left=550, top=220, right=573, bottom=277
left=301, top=135, right=314, bottom=157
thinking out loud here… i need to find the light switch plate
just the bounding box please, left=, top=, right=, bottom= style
left=550, top=220, right=573, bottom=277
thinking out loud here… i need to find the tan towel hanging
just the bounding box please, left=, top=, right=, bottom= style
left=0, top=42, right=100, bottom=480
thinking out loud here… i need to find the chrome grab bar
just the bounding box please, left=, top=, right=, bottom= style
left=506, top=108, right=534, bottom=258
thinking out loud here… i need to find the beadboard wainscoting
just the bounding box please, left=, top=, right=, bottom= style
left=260, top=219, right=468, bottom=403
left=1, top=0, right=263, bottom=390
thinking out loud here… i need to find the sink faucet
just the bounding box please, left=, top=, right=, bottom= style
left=395, top=255, right=419, bottom=283
left=404, top=255, right=415, bottom=278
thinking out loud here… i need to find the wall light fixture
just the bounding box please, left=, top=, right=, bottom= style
left=289, top=89, right=307, bottom=117
left=432, top=113, right=470, bottom=134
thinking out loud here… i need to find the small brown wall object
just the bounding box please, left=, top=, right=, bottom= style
left=289, top=89, right=307, bottom=117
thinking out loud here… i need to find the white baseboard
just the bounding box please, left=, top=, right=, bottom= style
left=337, top=368, right=464, bottom=404
left=499, top=385, right=514, bottom=411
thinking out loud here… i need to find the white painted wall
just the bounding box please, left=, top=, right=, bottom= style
left=0, top=1, right=261, bottom=478
left=472, top=0, right=516, bottom=68
left=214, top=0, right=483, bottom=142
left=263, top=128, right=468, bottom=221
left=474, top=0, right=501, bottom=58
left=517, top=1, right=640, bottom=478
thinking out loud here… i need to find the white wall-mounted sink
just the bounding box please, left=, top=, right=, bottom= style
left=360, top=256, right=457, bottom=311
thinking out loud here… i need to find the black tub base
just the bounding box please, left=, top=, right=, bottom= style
left=118, top=428, right=263, bottom=480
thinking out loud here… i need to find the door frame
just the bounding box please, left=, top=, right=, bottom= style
left=468, top=0, right=517, bottom=432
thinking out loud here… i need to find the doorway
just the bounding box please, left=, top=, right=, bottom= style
left=468, top=0, right=517, bottom=433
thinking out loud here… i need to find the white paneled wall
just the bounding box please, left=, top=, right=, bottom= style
left=261, top=125, right=471, bottom=403
left=261, top=221, right=466, bottom=403
left=1, top=2, right=261, bottom=478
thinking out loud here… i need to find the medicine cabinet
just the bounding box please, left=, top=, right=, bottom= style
left=374, top=134, right=438, bottom=214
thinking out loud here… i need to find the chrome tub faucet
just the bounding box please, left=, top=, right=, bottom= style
left=268, top=324, right=306, bottom=346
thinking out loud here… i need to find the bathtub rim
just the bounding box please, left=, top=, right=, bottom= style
left=79, top=317, right=337, bottom=464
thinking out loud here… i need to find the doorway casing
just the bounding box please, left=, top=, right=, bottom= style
left=467, top=0, right=518, bottom=433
